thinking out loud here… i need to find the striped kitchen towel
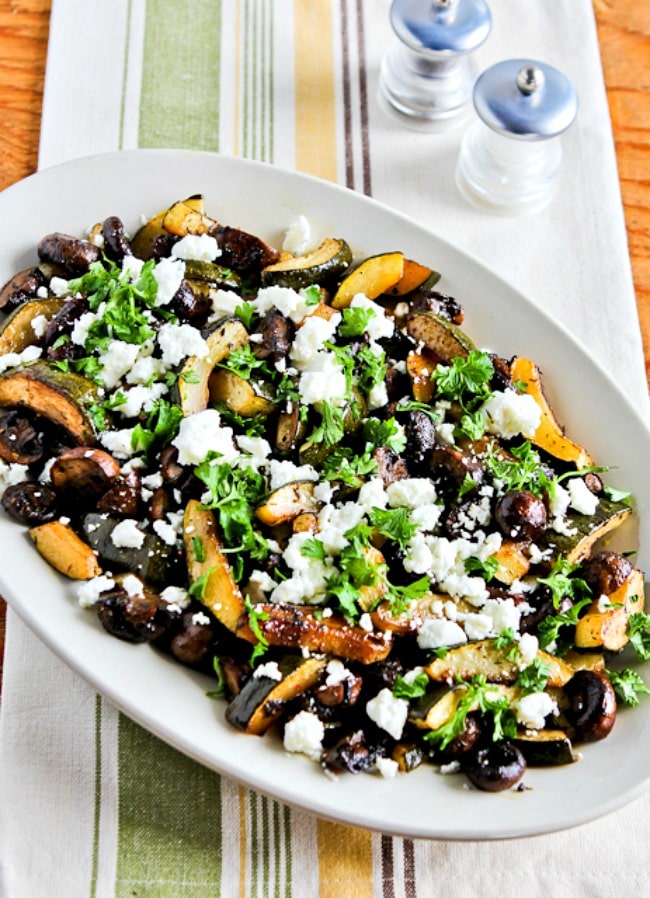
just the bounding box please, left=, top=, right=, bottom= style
left=1, top=1, right=649, bottom=897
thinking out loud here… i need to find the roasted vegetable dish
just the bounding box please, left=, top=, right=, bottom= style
left=1, top=195, right=648, bottom=792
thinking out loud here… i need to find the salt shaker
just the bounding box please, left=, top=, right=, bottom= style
left=456, top=59, right=579, bottom=214
left=379, top=0, right=492, bottom=130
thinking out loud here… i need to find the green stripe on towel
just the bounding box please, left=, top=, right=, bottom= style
left=115, top=715, right=222, bottom=897
left=139, top=0, right=222, bottom=151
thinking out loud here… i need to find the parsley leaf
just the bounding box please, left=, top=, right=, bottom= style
left=320, top=446, right=378, bottom=487
left=464, top=555, right=498, bottom=582
left=244, top=595, right=270, bottom=664
left=234, top=301, right=257, bottom=330
left=423, top=676, right=516, bottom=749
left=368, top=506, right=418, bottom=551
left=628, top=611, right=650, bottom=660
left=515, top=657, right=551, bottom=695
left=195, top=454, right=268, bottom=579
left=606, top=668, right=650, bottom=706
left=431, top=351, right=494, bottom=408
left=300, top=538, right=327, bottom=562
left=131, top=399, right=184, bottom=458
left=363, top=416, right=406, bottom=454
left=537, top=596, right=593, bottom=653
left=307, top=401, right=345, bottom=448
left=537, top=556, right=592, bottom=610
left=392, top=671, right=429, bottom=700
left=339, top=305, right=375, bottom=338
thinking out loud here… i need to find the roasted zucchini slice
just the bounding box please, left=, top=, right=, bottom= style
left=535, top=496, right=632, bottom=565
left=183, top=499, right=246, bottom=633
left=209, top=368, right=277, bottom=417
left=29, top=519, right=102, bottom=580
left=225, top=654, right=328, bottom=734
left=510, top=357, right=594, bottom=468
left=82, top=513, right=175, bottom=586
left=183, top=259, right=242, bottom=296
left=0, top=360, right=100, bottom=445
left=406, top=311, right=475, bottom=365
left=574, top=568, right=645, bottom=651
left=255, top=480, right=320, bottom=527
left=0, top=297, right=65, bottom=354
left=260, top=237, right=352, bottom=289
left=236, top=603, right=394, bottom=664
left=174, top=316, right=249, bottom=416
left=331, top=251, right=404, bottom=309
left=513, top=729, right=576, bottom=766
left=425, top=639, right=575, bottom=688
left=384, top=259, right=439, bottom=296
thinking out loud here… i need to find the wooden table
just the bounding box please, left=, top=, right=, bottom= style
left=0, top=0, right=648, bottom=686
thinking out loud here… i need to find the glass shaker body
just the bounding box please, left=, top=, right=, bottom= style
left=456, top=122, right=564, bottom=214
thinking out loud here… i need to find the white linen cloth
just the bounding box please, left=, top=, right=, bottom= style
left=1, top=1, right=649, bottom=896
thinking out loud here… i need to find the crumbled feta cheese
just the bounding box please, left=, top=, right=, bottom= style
left=254, top=661, right=283, bottom=681
left=515, top=692, right=558, bottom=730
left=172, top=409, right=239, bottom=466
left=209, top=289, right=246, bottom=322
left=386, top=478, right=437, bottom=509
left=403, top=533, right=434, bottom=574
left=191, top=611, right=211, bottom=627
left=283, top=710, right=324, bottom=759
left=367, top=381, right=389, bottom=410
left=116, top=383, right=168, bottom=418
left=99, top=427, right=137, bottom=459
left=110, top=519, right=145, bottom=549
left=153, top=256, right=185, bottom=306
left=282, top=215, right=312, bottom=255
left=255, top=284, right=318, bottom=325
left=49, top=276, right=70, bottom=297
left=30, top=314, right=49, bottom=338
left=125, top=351, right=167, bottom=385
left=375, top=757, right=399, bottom=778
left=0, top=460, right=29, bottom=491
left=358, top=612, right=374, bottom=632
left=0, top=344, right=42, bottom=374
left=365, top=688, right=408, bottom=740
left=349, top=295, right=394, bottom=341
left=77, top=574, right=116, bottom=608
left=409, top=503, right=442, bottom=532
left=325, top=659, right=352, bottom=686
left=297, top=351, right=348, bottom=406
left=439, top=760, right=462, bottom=775
left=356, top=477, right=389, bottom=512
left=481, top=390, right=542, bottom=439
left=171, top=233, right=220, bottom=262
left=98, top=340, right=141, bottom=390
left=436, top=422, right=456, bottom=446
left=417, top=618, right=467, bottom=650
left=121, top=574, right=144, bottom=596
left=268, top=458, right=318, bottom=490
left=236, top=435, right=272, bottom=470
left=567, top=477, right=599, bottom=515
left=246, top=569, right=278, bottom=602
left=160, top=585, right=190, bottom=609
left=157, top=322, right=209, bottom=366
left=122, top=255, right=144, bottom=280
left=290, top=315, right=340, bottom=367
left=152, top=519, right=178, bottom=546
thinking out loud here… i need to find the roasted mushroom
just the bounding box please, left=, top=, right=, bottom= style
left=563, top=670, right=617, bottom=742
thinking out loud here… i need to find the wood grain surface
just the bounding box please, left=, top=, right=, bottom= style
left=0, top=0, right=648, bottom=686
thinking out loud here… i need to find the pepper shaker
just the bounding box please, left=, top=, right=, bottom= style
left=456, top=59, right=579, bottom=214
left=379, top=0, right=492, bottom=130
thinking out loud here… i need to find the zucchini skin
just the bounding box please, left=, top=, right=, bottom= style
left=0, top=360, right=101, bottom=445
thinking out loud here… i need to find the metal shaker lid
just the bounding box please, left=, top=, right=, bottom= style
left=390, top=0, right=492, bottom=56
left=473, top=59, right=578, bottom=140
